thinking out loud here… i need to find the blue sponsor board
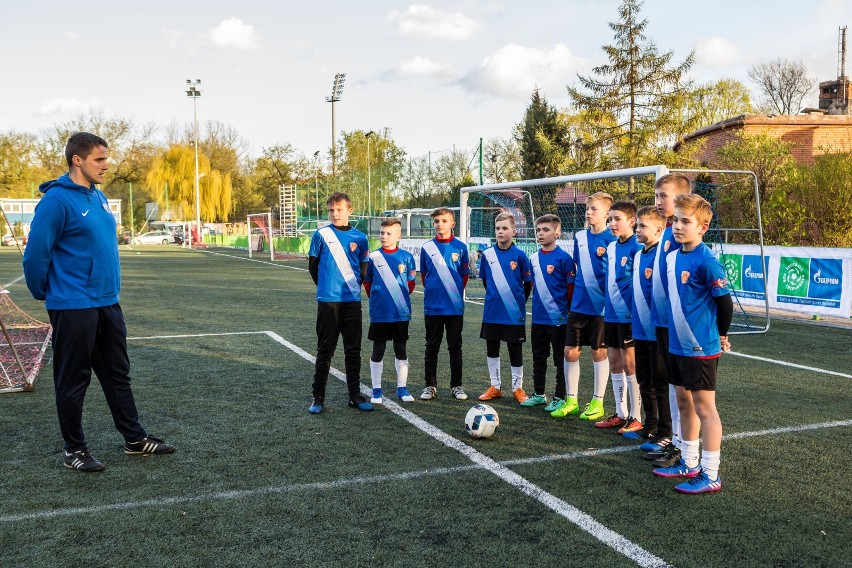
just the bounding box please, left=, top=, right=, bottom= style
left=738, top=255, right=768, bottom=300
left=777, top=257, right=843, bottom=309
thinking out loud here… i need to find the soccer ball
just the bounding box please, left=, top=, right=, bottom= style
left=464, top=404, right=499, bottom=439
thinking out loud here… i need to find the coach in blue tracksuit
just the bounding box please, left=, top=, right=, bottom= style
left=23, top=132, right=174, bottom=473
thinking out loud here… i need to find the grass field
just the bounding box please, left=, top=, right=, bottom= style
left=1, top=245, right=850, bottom=568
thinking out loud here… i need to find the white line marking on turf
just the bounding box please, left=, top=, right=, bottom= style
left=2, top=274, right=24, bottom=289
left=202, top=249, right=308, bottom=271
left=726, top=351, right=852, bottom=378
left=3, top=419, right=850, bottom=525
left=127, top=331, right=268, bottom=341
left=262, top=331, right=672, bottom=568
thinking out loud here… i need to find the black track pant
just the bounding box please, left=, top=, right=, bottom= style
left=531, top=323, right=567, bottom=398
left=424, top=315, right=463, bottom=388
left=312, top=301, right=363, bottom=402
left=634, top=339, right=665, bottom=433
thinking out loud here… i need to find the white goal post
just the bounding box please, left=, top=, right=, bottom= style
left=247, top=212, right=274, bottom=261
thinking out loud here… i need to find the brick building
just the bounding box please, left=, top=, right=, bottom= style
left=675, top=113, right=852, bottom=166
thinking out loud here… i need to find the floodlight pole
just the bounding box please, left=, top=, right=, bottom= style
left=366, top=131, right=374, bottom=216
left=186, top=79, right=202, bottom=245
left=326, top=73, right=346, bottom=176
left=313, top=151, right=320, bottom=223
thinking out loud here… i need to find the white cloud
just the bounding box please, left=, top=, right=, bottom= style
left=695, top=37, right=740, bottom=67
left=460, top=43, right=584, bottom=99
left=395, top=56, right=457, bottom=79
left=63, top=31, right=78, bottom=40
left=387, top=5, right=481, bottom=41
left=207, top=18, right=259, bottom=51
left=162, top=26, right=183, bottom=48
left=38, top=97, right=102, bottom=116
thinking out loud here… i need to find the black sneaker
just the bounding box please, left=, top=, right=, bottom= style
left=643, top=440, right=676, bottom=460
left=64, top=449, right=105, bottom=472
left=652, top=446, right=682, bottom=468
left=124, top=436, right=176, bottom=455
left=348, top=395, right=375, bottom=411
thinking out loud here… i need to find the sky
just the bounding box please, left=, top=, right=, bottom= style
left=1, top=0, right=851, bottom=163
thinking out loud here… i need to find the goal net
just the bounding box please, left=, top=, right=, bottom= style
left=247, top=212, right=274, bottom=261
left=459, top=165, right=769, bottom=335
left=0, top=290, right=52, bottom=393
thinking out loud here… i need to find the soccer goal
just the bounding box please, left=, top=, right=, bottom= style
left=247, top=212, right=274, bottom=261
left=459, top=165, right=770, bottom=335
left=0, top=290, right=52, bottom=394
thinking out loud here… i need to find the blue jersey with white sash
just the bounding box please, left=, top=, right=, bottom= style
left=530, top=247, right=575, bottom=326
left=571, top=228, right=617, bottom=316
left=630, top=244, right=658, bottom=341
left=651, top=225, right=681, bottom=328
left=604, top=235, right=641, bottom=323
left=481, top=243, right=532, bottom=325
left=420, top=237, right=469, bottom=316
left=365, top=247, right=416, bottom=323
left=665, top=243, right=731, bottom=358
left=308, top=225, right=369, bottom=302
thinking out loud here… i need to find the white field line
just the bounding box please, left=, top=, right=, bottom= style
left=726, top=351, right=852, bottom=378
left=2, top=274, right=25, bottom=289
left=263, top=331, right=671, bottom=568
left=127, top=331, right=268, bottom=341
left=3, top=418, right=849, bottom=526
left=202, top=249, right=308, bottom=271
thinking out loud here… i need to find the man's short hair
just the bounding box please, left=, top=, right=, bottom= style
left=65, top=132, right=108, bottom=167
left=610, top=200, right=637, bottom=218
left=636, top=205, right=666, bottom=225
left=674, top=193, right=713, bottom=226
left=586, top=192, right=614, bottom=208
left=535, top=213, right=561, bottom=228
left=495, top=212, right=516, bottom=226
left=326, top=192, right=351, bottom=206
left=431, top=207, right=455, bottom=220
left=655, top=173, right=691, bottom=193
left=380, top=217, right=402, bottom=228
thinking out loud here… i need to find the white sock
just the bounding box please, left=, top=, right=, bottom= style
left=511, top=366, right=524, bottom=391
left=701, top=449, right=721, bottom=480
left=669, top=384, right=681, bottom=448
left=395, top=359, right=409, bottom=387
left=370, top=360, right=383, bottom=390
left=626, top=374, right=641, bottom=419
left=611, top=373, right=627, bottom=418
left=593, top=359, right=610, bottom=400
left=682, top=439, right=700, bottom=468
left=564, top=360, right=580, bottom=399
left=487, top=357, right=501, bottom=389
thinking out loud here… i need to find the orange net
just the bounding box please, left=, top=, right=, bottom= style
left=0, top=290, right=52, bottom=394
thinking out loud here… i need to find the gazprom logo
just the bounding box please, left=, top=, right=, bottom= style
left=813, top=269, right=839, bottom=285
left=744, top=265, right=763, bottom=279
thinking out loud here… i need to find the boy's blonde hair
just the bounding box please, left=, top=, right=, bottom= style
left=535, top=213, right=561, bottom=229
left=655, top=173, right=691, bottom=194
left=495, top=212, right=516, bottom=227
left=674, top=194, right=713, bottom=226
left=586, top=192, right=613, bottom=208
left=431, top=207, right=455, bottom=220
left=609, top=200, right=637, bottom=218
left=636, top=205, right=666, bottom=226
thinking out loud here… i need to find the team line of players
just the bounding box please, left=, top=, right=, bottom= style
left=307, top=173, right=732, bottom=495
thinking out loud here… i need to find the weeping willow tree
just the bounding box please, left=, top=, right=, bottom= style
left=145, top=145, right=233, bottom=222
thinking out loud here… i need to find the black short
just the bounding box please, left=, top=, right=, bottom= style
left=668, top=355, right=718, bottom=391
left=368, top=321, right=410, bottom=342
left=480, top=322, right=526, bottom=343
left=565, top=312, right=606, bottom=349
left=604, top=322, right=634, bottom=349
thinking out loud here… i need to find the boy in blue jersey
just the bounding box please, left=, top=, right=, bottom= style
left=364, top=217, right=417, bottom=404
left=307, top=193, right=372, bottom=414
left=624, top=206, right=667, bottom=443
left=653, top=194, right=732, bottom=494
left=596, top=201, right=644, bottom=433
left=478, top=213, right=533, bottom=404
left=419, top=208, right=471, bottom=401
left=645, top=174, right=692, bottom=466
left=552, top=193, right=616, bottom=420
left=523, top=214, right=575, bottom=410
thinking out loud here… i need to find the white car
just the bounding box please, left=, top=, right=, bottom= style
left=131, top=231, right=174, bottom=245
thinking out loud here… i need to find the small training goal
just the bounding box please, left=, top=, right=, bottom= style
left=0, top=290, right=52, bottom=393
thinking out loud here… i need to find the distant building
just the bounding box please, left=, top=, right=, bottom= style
left=675, top=113, right=852, bottom=166
left=818, top=77, right=851, bottom=115
left=0, top=198, right=123, bottom=235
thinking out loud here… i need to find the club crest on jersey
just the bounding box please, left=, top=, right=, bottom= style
left=644, top=267, right=653, bottom=279
left=349, top=242, right=357, bottom=252
left=621, top=256, right=628, bottom=267
left=712, top=278, right=728, bottom=289
left=596, top=246, right=606, bottom=257
left=398, top=264, right=406, bottom=274
left=681, top=271, right=690, bottom=284
left=664, top=240, right=671, bottom=252
left=509, top=261, right=518, bottom=270
left=451, top=252, right=459, bottom=262
left=547, top=265, right=555, bottom=274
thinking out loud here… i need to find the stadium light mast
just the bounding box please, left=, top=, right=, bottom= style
left=313, top=150, right=320, bottom=222
left=366, top=131, right=374, bottom=216
left=186, top=79, right=202, bottom=242
left=326, top=73, right=346, bottom=176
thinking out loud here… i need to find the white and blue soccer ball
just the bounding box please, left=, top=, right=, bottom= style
left=464, top=404, right=499, bottom=439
